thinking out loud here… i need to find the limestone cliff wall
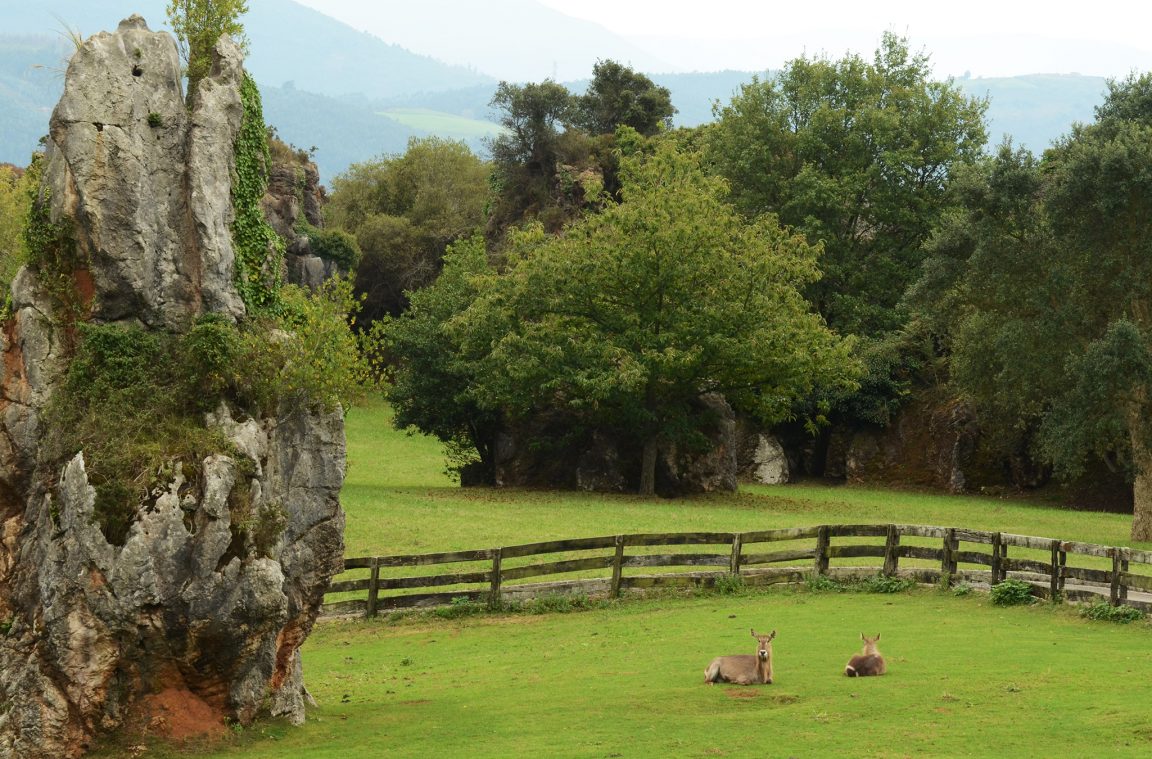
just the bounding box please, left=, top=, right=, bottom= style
left=0, top=17, right=345, bottom=758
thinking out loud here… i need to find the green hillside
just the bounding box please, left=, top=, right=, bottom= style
left=378, top=107, right=505, bottom=141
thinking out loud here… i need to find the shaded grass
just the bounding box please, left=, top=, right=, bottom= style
left=341, top=397, right=1144, bottom=559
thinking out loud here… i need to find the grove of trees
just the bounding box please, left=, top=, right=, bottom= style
left=911, top=73, right=1152, bottom=539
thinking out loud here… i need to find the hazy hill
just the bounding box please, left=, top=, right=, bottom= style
left=1, top=0, right=492, bottom=98
left=957, top=73, right=1109, bottom=151
left=0, top=0, right=1117, bottom=182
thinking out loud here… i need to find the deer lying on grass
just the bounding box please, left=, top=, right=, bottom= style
left=704, top=629, right=776, bottom=685
left=844, top=633, right=886, bottom=677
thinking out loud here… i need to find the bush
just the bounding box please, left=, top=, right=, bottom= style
left=42, top=323, right=234, bottom=545
left=951, top=582, right=974, bottom=597
left=713, top=573, right=745, bottom=595
left=859, top=574, right=916, bottom=593
left=1080, top=600, right=1145, bottom=623
left=432, top=597, right=486, bottom=620
left=235, top=277, right=376, bottom=415
left=805, top=574, right=848, bottom=593
left=990, top=579, right=1036, bottom=606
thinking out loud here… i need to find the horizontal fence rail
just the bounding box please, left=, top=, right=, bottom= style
left=321, top=524, right=1152, bottom=618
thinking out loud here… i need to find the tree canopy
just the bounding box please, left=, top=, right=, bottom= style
left=166, top=0, right=249, bottom=95
left=911, top=72, right=1152, bottom=539
left=705, top=34, right=987, bottom=429
left=325, top=137, right=489, bottom=321
left=431, top=139, right=859, bottom=493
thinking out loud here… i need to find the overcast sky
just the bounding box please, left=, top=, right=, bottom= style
left=533, top=0, right=1152, bottom=77
left=292, top=0, right=1152, bottom=80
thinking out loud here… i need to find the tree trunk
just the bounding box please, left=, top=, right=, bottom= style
left=639, top=438, right=658, bottom=496
left=1130, top=411, right=1152, bottom=541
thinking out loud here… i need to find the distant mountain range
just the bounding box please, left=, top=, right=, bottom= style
left=0, top=0, right=1116, bottom=182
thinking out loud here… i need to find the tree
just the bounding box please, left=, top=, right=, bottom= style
left=381, top=236, right=501, bottom=480
left=453, top=140, right=859, bottom=494
left=325, top=137, right=489, bottom=322
left=486, top=79, right=575, bottom=233
left=166, top=0, right=249, bottom=95
left=911, top=72, right=1152, bottom=539
left=706, top=34, right=987, bottom=426
left=0, top=162, right=30, bottom=295
left=573, top=59, right=675, bottom=137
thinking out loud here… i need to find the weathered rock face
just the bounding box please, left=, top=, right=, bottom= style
left=493, top=394, right=738, bottom=496
left=44, top=15, right=245, bottom=329
left=262, top=153, right=343, bottom=290
left=0, top=17, right=345, bottom=759
left=841, top=395, right=976, bottom=493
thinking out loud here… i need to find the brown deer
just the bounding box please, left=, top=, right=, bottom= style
left=844, top=633, right=886, bottom=677
left=704, top=629, right=776, bottom=685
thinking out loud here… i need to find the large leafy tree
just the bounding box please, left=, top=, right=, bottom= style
left=706, top=34, right=986, bottom=428
left=326, top=137, right=489, bottom=321
left=166, top=0, right=249, bottom=95
left=573, top=59, right=675, bottom=137
left=912, top=73, right=1152, bottom=539
left=382, top=236, right=500, bottom=481
left=487, top=64, right=678, bottom=235
left=452, top=139, right=859, bottom=494
left=486, top=80, right=574, bottom=232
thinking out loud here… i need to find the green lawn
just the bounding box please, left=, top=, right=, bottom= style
left=377, top=108, right=505, bottom=141
left=96, top=398, right=1152, bottom=758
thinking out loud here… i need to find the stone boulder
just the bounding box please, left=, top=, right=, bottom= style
left=0, top=18, right=345, bottom=758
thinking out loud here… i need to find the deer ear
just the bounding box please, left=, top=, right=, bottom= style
left=769, top=630, right=776, bottom=640
left=750, top=628, right=757, bottom=638
left=860, top=633, right=866, bottom=641
left=875, top=633, right=881, bottom=641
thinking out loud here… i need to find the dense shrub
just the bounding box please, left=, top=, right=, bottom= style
left=1080, top=601, right=1145, bottom=623
left=990, top=579, right=1037, bottom=606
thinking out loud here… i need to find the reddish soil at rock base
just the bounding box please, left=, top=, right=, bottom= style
left=137, top=688, right=228, bottom=741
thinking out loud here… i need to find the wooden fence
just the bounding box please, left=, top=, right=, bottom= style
left=320, top=524, right=1152, bottom=618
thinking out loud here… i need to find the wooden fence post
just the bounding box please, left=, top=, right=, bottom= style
left=1049, top=540, right=1061, bottom=600
left=882, top=524, right=900, bottom=576
left=1120, top=548, right=1130, bottom=604
left=1110, top=547, right=1122, bottom=606
left=730, top=533, right=743, bottom=577
left=366, top=557, right=380, bottom=618
left=815, top=525, right=830, bottom=576
left=991, top=532, right=1002, bottom=585
left=489, top=548, right=503, bottom=608
left=940, top=528, right=957, bottom=586
left=1057, top=543, right=1067, bottom=594
left=610, top=535, right=625, bottom=598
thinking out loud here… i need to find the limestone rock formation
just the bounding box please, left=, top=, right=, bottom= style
left=743, top=434, right=790, bottom=485
left=0, top=17, right=345, bottom=758
left=492, top=394, right=738, bottom=496
left=262, top=154, right=344, bottom=289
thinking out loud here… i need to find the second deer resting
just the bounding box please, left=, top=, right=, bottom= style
left=704, top=629, right=775, bottom=684
left=844, top=633, right=886, bottom=677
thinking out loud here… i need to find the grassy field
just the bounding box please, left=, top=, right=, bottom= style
left=377, top=108, right=505, bottom=141
left=99, top=398, right=1152, bottom=758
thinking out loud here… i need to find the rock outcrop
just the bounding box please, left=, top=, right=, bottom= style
left=493, top=394, right=738, bottom=496
left=0, top=17, right=345, bottom=758
left=262, top=153, right=344, bottom=289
